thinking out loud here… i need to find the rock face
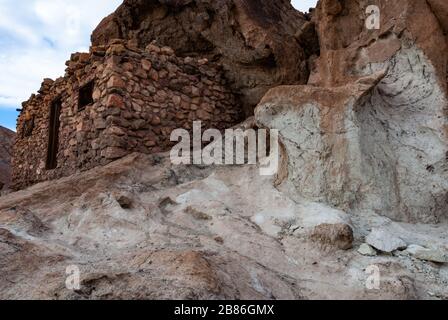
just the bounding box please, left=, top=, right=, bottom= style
left=256, top=0, right=448, bottom=224
left=91, top=0, right=316, bottom=115
left=0, top=126, right=15, bottom=190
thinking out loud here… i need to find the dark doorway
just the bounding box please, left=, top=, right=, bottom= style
left=46, top=98, right=61, bottom=170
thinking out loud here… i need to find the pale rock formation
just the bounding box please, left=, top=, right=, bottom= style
left=358, top=243, right=377, bottom=256
left=406, top=245, right=448, bottom=264
left=366, top=228, right=407, bottom=253
left=256, top=0, right=448, bottom=223
left=1, top=153, right=447, bottom=299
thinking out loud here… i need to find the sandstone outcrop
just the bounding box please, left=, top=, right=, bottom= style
left=0, top=126, right=15, bottom=190
left=91, top=0, right=317, bottom=115
left=256, top=0, right=448, bottom=224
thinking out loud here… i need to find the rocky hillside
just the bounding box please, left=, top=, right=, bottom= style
left=0, top=126, right=15, bottom=190
left=1, top=152, right=447, bottom=299
left=1, top=0, right=448, bottom=299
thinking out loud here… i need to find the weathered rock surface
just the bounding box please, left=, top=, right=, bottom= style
left=256, top=0, right=448, bottom=224
left=366, top=228, right=407, bottom=253
left=358, top=244, right=377, bottom=257
left=406, top=245, right=448, bottom=264
left=91, top=0, right=317, bottom=115
left=0, top=126, right=15, bottom=191
left=1, top=152, right=447, bottom=300
left=310, top=223, right=354, bottom=250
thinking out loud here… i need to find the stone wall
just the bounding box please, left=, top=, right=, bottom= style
left=0, top=126, right=15, bottom=190
left=12, top=40, right=243, bottom=189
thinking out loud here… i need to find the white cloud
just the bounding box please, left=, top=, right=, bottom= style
left=0, top=0, right=122, bottom=108
left=291, top=0, right=318, bottom=12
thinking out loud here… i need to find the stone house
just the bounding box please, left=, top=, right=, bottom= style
left=11, top=40, right=243, bottom=189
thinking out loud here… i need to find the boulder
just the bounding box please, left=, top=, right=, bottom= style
left=310, top=223, right=354, bottom=250
left=357, top=243, right=377, bottom=256
left=290, top=202, right=354, bottom=250
left=366, top=229, right=407, bottom=253
left=406, top=245, right=448, bottom=264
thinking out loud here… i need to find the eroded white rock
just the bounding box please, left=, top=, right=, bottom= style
left=358, top=243, right=377, bottom=256
left=406, top=244, right=448, bottom=263
left=256, top=48, right=448, bottom=224
left=366, top=228, right=407, bottom=253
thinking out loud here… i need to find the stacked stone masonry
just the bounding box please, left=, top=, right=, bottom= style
left=12, top=40, right=243, bottom=189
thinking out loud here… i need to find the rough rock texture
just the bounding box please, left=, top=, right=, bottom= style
left=406, top=245, right=448, bottom=264
left=366, top=228, right=407, bottom=253
left=427, top=0, right=448, bottom=41
left=0, top=126, right=15, bottom=190
left=310, top=223, right=354, bottom=250
left=1, top=152, right=447, bottom=300
left=358, top=243, right=377, bottom=256
left=256, top=0, right=448, bottom=224
left=91, top=0, right=317, bottom=115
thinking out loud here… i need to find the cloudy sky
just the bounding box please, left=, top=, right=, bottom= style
left=292, top=0, right=317, bottom=12
left=0, top=0, right=317, bottom=131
